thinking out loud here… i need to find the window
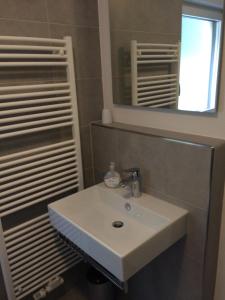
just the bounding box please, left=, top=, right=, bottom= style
left=178, top=13, right=221, bottom=112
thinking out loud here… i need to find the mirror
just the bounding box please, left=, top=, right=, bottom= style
left=109, top=0, right=224, bottom=113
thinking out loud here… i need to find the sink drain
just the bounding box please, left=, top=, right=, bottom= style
left=112, top=221, right=124, bottom=228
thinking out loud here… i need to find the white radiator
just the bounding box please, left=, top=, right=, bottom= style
left=131, top=40, right=180, bottom=108
left=0, top=35, right=83, bottom=300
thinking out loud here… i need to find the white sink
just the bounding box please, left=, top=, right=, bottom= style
left=48, top=183, right=188, bottom=282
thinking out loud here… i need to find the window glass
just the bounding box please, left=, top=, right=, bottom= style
left=179, top=16, right=215, bottom=111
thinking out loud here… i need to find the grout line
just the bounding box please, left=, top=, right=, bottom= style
left=48, top=21, right=99, bottom=29
left=0, top=17, right=99, bottom=29
left=110, top=28, right=180, bottom=36
left=77, top=77, right=102, bottom=81
left=0, top=17, right=49, bottom=25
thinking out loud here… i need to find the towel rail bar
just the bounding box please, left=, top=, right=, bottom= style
left=0, top=35, right=83, bottom=300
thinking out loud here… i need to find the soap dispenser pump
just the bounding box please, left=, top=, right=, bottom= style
left=104, top=162, right=121, bottom=188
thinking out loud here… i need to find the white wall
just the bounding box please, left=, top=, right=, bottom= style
left=98, top=1, right=225, bottom=298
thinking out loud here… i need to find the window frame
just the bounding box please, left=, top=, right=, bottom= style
left=179, top=4, right=222, bottom=111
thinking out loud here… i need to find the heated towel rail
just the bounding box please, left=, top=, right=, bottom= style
left=131, top=40, right=180, bottom=108
left=0, top=35, right=83, bottom=300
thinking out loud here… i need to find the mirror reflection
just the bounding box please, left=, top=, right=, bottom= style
left=109, top=0, right=224, bottom=113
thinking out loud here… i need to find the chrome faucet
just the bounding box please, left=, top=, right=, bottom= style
left=121, top=168, right=142, bottom=198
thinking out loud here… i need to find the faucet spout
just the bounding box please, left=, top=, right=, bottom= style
left=122, top=168, right=142, bottom=198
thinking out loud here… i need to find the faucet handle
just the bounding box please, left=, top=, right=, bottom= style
left=123, top=167, right=141, bottom=180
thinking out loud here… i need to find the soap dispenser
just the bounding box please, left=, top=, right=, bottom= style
left=104, top=162, right=121, bottom=188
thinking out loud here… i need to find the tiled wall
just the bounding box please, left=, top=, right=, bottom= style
left=0, top=0, right=103, bottom=187
left=91, top=122, right=225, bottom=300
left=109, top=0, right=182, bottom=105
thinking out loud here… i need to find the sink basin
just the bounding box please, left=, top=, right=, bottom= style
left=48, top=183, right=188, bottom=282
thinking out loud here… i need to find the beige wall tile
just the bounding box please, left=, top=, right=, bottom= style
left=47, top=0, right=98, bottom=27
left=76, top=79, right=103, bottom=127
left=0, top=0, right=47, bottom=22
left=0, top=19, right=49, bottom=37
